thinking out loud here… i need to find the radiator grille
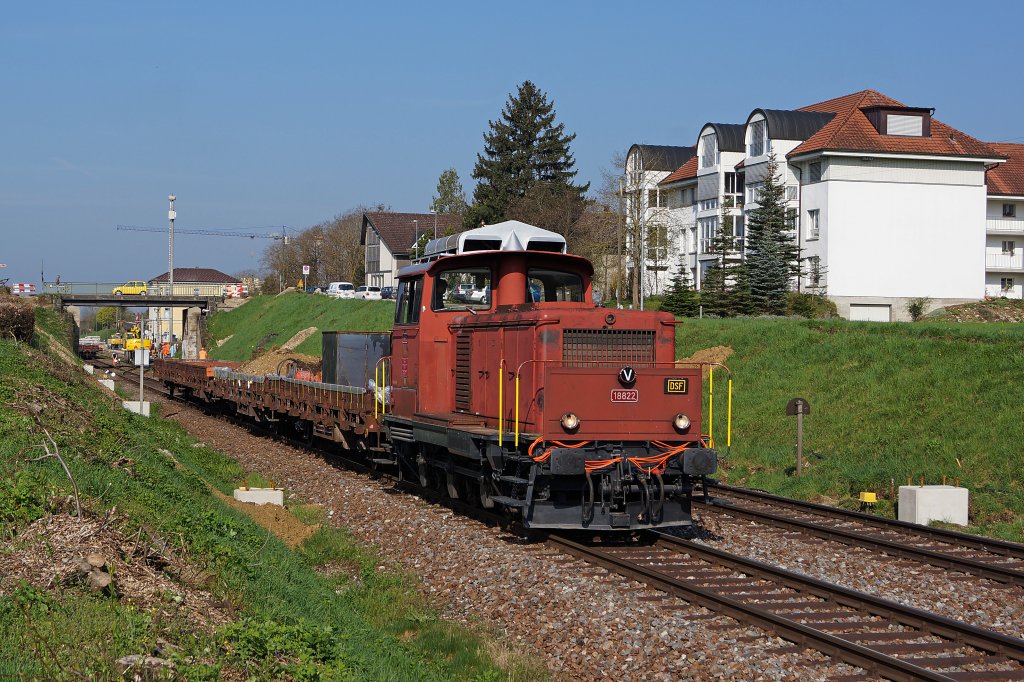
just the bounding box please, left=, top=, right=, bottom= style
left=454, top=334, right=472, bottom=411
left=562, top=329, right=656, bottom=367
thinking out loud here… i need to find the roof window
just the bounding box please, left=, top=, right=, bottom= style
left=862, top=105, right=932, bottom=137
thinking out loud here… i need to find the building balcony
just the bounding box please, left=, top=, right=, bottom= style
left=987, top=218, right=1024, bottom=234
left=986, top=253, right=1024, bottom=271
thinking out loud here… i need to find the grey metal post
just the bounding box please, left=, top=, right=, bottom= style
left=168, top=195, right=176, bottom=294
left=796, top=411, right=803, bottom=476
left=138, top=349, right=145, bottom=415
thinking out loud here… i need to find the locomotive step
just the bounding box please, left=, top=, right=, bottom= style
left=498, top=475, right=531, bottom=485
left=490, top=496, right=529, bottom=508
left=371, top=458, right=396, bottom=465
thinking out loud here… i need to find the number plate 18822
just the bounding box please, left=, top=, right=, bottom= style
left=610, top=389, right=639, bottom=403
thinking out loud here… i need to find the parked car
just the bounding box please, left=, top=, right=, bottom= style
left=468, top=286, right=491, bottom=304
left=380, top=286, right=395, bottom=300
left=112, top=280, right=148, bottom=295
left=355, top=285, right=382, bottom=300
left=326, top=282, right=355, bottom=299
left=453, top=283, right=475, bottom=302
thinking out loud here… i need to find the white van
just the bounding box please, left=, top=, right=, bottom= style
left=355, top=286, right=382, bottom=300
left=326, top=282, right=355, bottom=299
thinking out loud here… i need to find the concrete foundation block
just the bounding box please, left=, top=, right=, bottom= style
left=122, top=401, right=151, bottom=417
left=898, top=485, right=969, bottom=526
left=83, top=364, right=94, bottom=375
left=233, top=488, right=284, bottom=506
left=99, top=379, right=115, bottom=391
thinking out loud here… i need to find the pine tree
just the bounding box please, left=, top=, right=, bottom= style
left=745, top=153, right=796, bottom=315
left=661, top=256, right=699, bottom=317
left=430, top=168, right=468, bottom=217
left=469, top=81, right=588, bottom=227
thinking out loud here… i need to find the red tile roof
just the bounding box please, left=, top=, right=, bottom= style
left=659, top=156, right=698, bottom=185
left=361, top=212, right=463, bottom=256
left=791, top=89, right=1001, bottom=160
left=150, top=268, right=240, bottom=284
left=987, top=143, right=1024, bottom=196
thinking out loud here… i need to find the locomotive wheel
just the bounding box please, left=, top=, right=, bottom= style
left=417, top=457, right=432, bottom=488
left=446, top=472, right=460, bottom=499
left=479, top=478, right=495, bottom=509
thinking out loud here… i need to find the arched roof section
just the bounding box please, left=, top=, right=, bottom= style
left=699, top=123, right=745, bottom=152
left=626, top=144, right=697, bottom=172
left=745, top=109, right=836, bottom=142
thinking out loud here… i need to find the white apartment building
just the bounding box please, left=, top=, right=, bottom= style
left=652, top=90, right=1007, bottom=321
left=622, top=144, right=697, bottom=296
left=984, top=143, right=1024, bottom=299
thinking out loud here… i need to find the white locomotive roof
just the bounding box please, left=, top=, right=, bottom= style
left=420, top=220, right=566, bottom=261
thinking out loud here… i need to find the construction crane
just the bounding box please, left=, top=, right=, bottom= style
left=116, top=225, right=290, bottom=243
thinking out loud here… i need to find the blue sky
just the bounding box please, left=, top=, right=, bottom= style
left=2, top=1, right=1022, bottom=284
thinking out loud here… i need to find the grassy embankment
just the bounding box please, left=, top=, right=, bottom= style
left=207, top=293, right=393, bottom=361
left=677, top=319, right=1024, bottom=541
left=205, top=295, right=1024, bottom=539
left=0, top=306, right=538, bottom=680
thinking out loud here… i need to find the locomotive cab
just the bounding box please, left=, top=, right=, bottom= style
left=383, top=221, right=720, bottom=531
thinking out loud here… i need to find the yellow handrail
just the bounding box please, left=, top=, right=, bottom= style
left=727, top=378, right=733, bottom=448
left=708, top=367, right=714, bottom=449
left=515, top=373, right=520, bottom=447
left=498, top=359, right=504, bottom=447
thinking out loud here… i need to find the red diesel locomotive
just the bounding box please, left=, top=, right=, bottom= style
left=154, top=221, right=724, bottom=531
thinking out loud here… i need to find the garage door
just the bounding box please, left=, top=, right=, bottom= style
left=849, top=304, right=891, bottom=322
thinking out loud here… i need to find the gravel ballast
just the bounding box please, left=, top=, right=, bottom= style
left=152, top=392, right=862, bottom=681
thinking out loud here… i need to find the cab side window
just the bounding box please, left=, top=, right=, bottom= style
left=432, top=267, right=492, bottom=311
left=395, top=277, right=423, bottom=325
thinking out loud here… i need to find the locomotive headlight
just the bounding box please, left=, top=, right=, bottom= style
left=560, top=412, right=580, bottom=432
left=672, top=413, right=691, bottom=432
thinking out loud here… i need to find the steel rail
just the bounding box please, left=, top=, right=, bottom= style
left=710, top=484, right=1024, bottom=559
left=549, top=533, right=1024, bottom=681
left=697, top=484, right=1024, bottom=587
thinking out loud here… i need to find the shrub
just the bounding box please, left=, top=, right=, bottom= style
left=907, top=296, right=932, bottom=322
left=786, top=292, right=837, bottom=319
left=0, top=299, right=34, bottom=342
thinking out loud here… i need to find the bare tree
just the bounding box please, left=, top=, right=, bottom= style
left=260, top=208, right=370, bottom=293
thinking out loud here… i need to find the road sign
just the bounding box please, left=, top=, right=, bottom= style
left=786, top=397, right=811, bottom=416
left=302, top=265, right=310, bottom=275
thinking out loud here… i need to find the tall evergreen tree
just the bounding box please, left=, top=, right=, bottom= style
left=468, top=81, right=588, bottom=228
left=745, top=153, right=796, bottom=315
left=430, top=168, right=468, bottom=217
left=661, top=256, right=699, bottom=317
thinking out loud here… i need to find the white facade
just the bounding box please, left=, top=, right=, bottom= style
left=656, top=101, right=1001, bottom=320
left=984, top=197, right=1024, bottom=299
left=364, top=227, right=403, bottom=289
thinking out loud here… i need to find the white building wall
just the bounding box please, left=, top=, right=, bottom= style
left=825, top=179, right=986, bottom=299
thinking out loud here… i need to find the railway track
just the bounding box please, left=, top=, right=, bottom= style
left=697, top=484, right=1024, bottom=588
left=89, top=357, right=1024, bottom=677
left=551, top=532, right=1024, bottom=681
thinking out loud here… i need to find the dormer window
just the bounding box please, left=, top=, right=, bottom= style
left=748, top=119, right=767, bottom=157
left=700, top=133, right=718, bottom=169
left=862, top=106, right=932, bottom=137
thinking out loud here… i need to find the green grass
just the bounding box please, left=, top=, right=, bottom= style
left=207, top=293, right=394, bottom=361
left=208, top=292, right=1024, bottom=540
left=677, top=318, right=1024, bottom=540
left=0, top=307, right=539, bottom=681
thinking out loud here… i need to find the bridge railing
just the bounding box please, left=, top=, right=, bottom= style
left=43, top=282, right=218, bottom=297
left=42, top=282, right=127, bottom=295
